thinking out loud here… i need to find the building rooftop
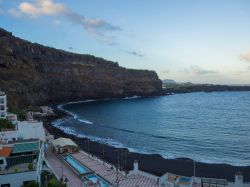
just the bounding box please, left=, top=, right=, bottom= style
left=12, top=141, right=40, bottom=154
left=52, top=137, right=77, bottom=148
left=0, top=146, right=12, bottom=157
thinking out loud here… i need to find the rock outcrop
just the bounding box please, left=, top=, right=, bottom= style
left=0, top=28, right=162, bottom=108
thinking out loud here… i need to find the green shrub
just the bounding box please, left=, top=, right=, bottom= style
left=48, top=178, right=58, bottom=187
left=28, top=163, right=33, bottom=170
left=23, top=181, right=37, bottom=187
left=48, top=177, right=66, bottom=187
left=8, top=107, right=26, bottom=121
left=0, top=119, right=14, bottom=131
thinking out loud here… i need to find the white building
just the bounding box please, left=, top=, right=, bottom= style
left=0, top=120, right=46, bottom=142
left=0, top=140, right=45, bottom=187
left=0, top=91, right=7, bottom=119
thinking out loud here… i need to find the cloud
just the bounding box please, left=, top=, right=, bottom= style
left=127, top=51, right=144, bottom=57
left=64, top=11, right=121, bottom=45
left=0, top=0, right=3, bottom=14
left=8, top=0, right=121, bottom=45
left=240, top=50, right=250, bottom=63
left=162, top=69, right=170, bottom=74
left=186, top=65, right=219, bottom=75
left=10, top=0, right=66, bottom=18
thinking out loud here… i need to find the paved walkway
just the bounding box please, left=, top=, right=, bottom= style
left=45, top=146, right=84, bottom=187
left=73, top=151, right=159, bottom=187
left=45, top=146, right=158, bottom=187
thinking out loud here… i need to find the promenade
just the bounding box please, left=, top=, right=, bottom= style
left=45, top=146, right=84, bottom=187
left=45, top=145, right=159, bottom=187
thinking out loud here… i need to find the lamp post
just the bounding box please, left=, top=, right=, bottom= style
left=59, top=165, right=64, bottom=180
left=114, top=149, right=120, bottom=187
left=193, top=159, right=196, bottom=177
left=99, top=144, right=105, bottom=164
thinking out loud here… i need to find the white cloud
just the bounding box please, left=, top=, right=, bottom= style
left=162, top=69, right=170, bottom=74
left=0, top=0, right=3, bottom=14
left=14, top=0, right=66, bottom=18
left=8, top=0, right=121, bottom=45
left=186, top=65, right=219, bottom=75
left=54, top=19, right=61, bottom=26
left=9, top=8, right=22, bottom=17
left=127, top=51, right=144, bottom=57
left=240, top=49, right=250, bottom=63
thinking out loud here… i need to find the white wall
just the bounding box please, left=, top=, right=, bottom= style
left=0, top=130, right=17, bottom=141
left=0, top=156, right=7, bottom=170
left=0, top=94, right=7, bottom=119
left=228, top=182, right=250, bottom=187
left=0, top=121, right=45, bottom=142
left=18, top=121, right=45, bottom=142
left=0, top=170, right=37, bottom=186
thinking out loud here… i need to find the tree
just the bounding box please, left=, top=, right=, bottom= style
left=28, top=163, right=33, bottom=170
left=0, top=119, right=13, bottom=131
left=23, top=181, right=37, bottom=187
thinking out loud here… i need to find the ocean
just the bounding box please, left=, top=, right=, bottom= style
left=55, top=91, right=250, bottom=166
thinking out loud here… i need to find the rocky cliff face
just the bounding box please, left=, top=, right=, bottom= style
left=0, top=28, right=162, bottom=108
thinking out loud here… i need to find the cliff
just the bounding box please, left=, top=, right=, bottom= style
left=0, top=28, right=162, bottom=108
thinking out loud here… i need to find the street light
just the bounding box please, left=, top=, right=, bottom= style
left=59, top=166, right=64, bottom=180
left=114, top=149, right=121, bottom=187
left=99, top=143, right=105, bottom=163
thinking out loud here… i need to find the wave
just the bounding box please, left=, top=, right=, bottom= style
left=58, top=96, right=142, bottom=110
left=52, top=120, right=139, bottom=152
left=52, top=119, right=250, bottom=166
left=124, top=95, right=141, bottom=100
left=57, top=101, right=94, bottom=125
left=78, top=118, right=93, bottom=125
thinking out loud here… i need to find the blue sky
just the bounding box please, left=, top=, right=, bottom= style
left=0, top=0, right=250, bottom=84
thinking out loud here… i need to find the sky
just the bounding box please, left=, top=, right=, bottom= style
left=0, top=0, right=250, bottom=84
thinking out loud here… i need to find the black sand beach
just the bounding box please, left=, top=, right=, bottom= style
left=43, top=109, right=250, bottom=182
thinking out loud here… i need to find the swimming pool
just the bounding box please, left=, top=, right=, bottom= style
left=64, top=155, right=90, bottom=174
left=85, top=175, right=110, bottom=187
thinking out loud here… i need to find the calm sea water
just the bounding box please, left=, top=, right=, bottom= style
left=58, top=92, right=250, bottom=166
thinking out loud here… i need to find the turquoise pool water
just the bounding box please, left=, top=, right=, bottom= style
left=64, top=155, right=90, bottom=174
left=86, top=175, right=110, bottom=187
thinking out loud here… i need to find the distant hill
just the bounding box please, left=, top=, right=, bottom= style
left=162, top=79, right=177, bottom=84
left=162, top=83, right=250, bottom=94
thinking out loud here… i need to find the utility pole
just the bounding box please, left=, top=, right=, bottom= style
left=102, top=144, right=105, bottom=164
left=124, top=151, right=127, bottom=172
left=114, top=149, right=120, bottom=187
left=193, top=159, right=196, bottom=177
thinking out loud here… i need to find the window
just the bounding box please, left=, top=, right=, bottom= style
left=1, top=184, right=10, bottom=187
left=0, top=105, right=4, bottom=110
left=0, top=99, right=4, bottom=104
left=0, top=159, right=3, bottom=164
left=1, top=112, right=5, bottom=117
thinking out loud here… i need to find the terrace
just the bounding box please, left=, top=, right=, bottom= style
left=45, top=142, right=159, bottom=187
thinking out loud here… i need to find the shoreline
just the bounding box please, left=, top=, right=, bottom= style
left=43, top=106, right=250, bottom=182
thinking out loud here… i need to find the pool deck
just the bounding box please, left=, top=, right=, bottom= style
left=45, top=146, right=84, bottom=187
left=45, top=145, right=158, bottom=187
left=72, top=151, right=159, bottom=187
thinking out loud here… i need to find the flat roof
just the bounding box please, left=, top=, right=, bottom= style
left=0, top=146, right=12, bottom=157
left=12, top=141, right=39, bottom=154
left=52, top=137, right=77, bottom=148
